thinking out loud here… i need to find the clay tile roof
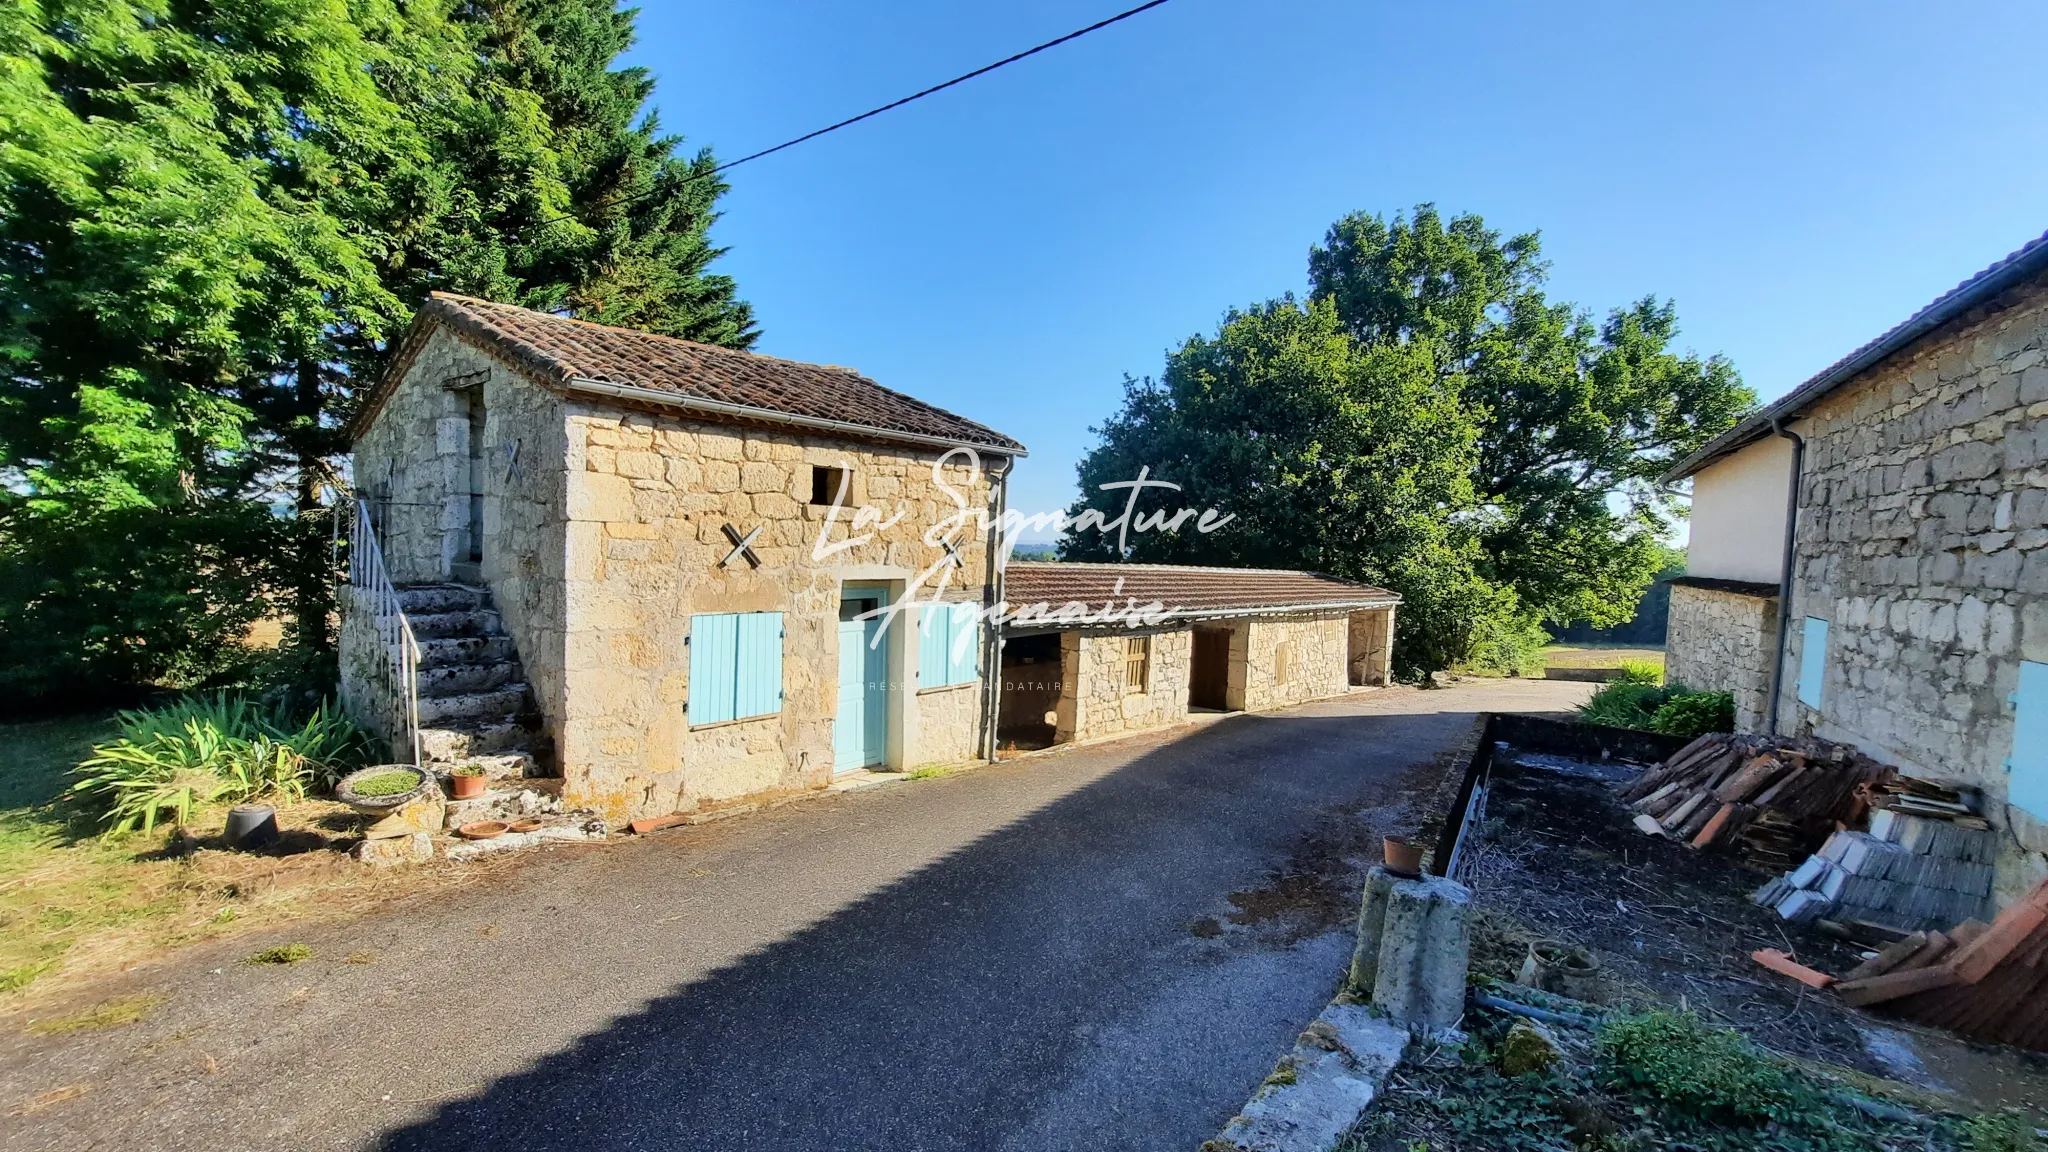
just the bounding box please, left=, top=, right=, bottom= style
left=395, top=293, right=1024, bottom=453
left=1002, top=562, right=1399, bottom=621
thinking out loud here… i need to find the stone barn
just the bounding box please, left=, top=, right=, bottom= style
left=341, top=293, right=1023, bottom=825
left=994, top=563, right=1400, bottom=749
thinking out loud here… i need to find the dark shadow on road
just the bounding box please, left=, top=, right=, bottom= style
left=376, top=705, right=1480, bottom=1152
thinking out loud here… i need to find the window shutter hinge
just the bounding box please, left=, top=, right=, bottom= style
left=2005, top=757, right=2015, bottom=773
left=2008, top=692, right=2021, bottom=713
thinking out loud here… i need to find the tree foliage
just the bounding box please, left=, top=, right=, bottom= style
left=1309, top=205, right=1754, bottom=629
left=0, top=0, right=753, bottom=705
left=1065, top=205, right=1754, bottom=674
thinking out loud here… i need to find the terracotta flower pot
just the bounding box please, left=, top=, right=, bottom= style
left=1383, top=835, right=1425, bottom=877
left=449, top=772, right=487, bottom=800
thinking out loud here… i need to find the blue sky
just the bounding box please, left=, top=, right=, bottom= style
left=629, top=0, right=2048, bottom=538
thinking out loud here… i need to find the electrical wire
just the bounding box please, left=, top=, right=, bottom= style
left=529, top=0, right=1177, bottom=230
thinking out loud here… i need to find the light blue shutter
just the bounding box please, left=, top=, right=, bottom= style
left=689, top=613, right=739, bottom=725
left=734, top=612, right=785, bottom=719
left=1797, top=616, right=1828, bottom=710
left=948, top=602, right=980, bottom=686
left=919, top=603, right=949, bottom=687
left=2009, top=661, right=2048, bottom=820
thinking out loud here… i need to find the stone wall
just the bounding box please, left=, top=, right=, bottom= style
left=1239, top=614, right=1351, bottom=711
left=1666, top=585, right=1778, bottom=733
left=1055, top=628, right=1193, bottom=743
left=1773, top=266, right=2048, bottom=906
left=559, top=403, right=995, bottom=822
left=349, top=329, right=570, bottom=760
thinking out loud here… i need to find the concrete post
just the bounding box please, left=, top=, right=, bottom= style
left=1348, top=868, right=1471, bottom=1034
left=1348, top=867, right=1400, bottom=991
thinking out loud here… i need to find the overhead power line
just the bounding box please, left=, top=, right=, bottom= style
left=530, top=0, right=1177, bottom=230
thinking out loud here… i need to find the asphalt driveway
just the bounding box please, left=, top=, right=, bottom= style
left=0, top=679, right=1588, bottom=1152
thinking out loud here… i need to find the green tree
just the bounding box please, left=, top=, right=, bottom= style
left=1309, top=205, right=1754, bottom=629
left=0, top=0, right=755, bottom=706
left=1058, top=298, right=1532, bottom=676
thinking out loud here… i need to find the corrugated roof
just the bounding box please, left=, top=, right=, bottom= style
left=1664, top=227, right=2048, bottom=482
left=1001, top=562, right=1398, bottom=625
left=356, top=293, right=1025, bottom=454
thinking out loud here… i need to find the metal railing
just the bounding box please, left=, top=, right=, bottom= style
left=348, top=498, right=423, bottom=767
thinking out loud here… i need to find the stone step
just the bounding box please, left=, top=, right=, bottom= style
left=416, top=684, right=528, bottom=725
left=397, top=583, right=492, bottom=615
left=444, top=751, right=537, bottom=780
left=419, top=718, right=536, bottom=761
left=417, top=635, right=517, bottom=669
left=443, top=778, right=567, bottom=830
left=418, top=659, right=519, bottom=697
left=409, top=608, right=504, bottom=641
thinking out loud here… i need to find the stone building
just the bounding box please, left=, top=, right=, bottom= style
left=1663, top=228, right=2048, bottom=906
left=994, top=564, right=1399, bottom=749
left=343, top=293, right=1022, bottom=826
left=342, top=294, right=1403, bottom=827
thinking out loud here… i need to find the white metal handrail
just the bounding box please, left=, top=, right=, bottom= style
left=349, top=499, right=423, bottom=767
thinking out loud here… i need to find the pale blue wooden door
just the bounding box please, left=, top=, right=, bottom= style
left=835, top=598, right=887, bottom=771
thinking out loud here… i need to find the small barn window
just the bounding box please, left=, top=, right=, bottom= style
left=1122, top=636, right=1150, bottom=694
left=1274, top=642, right=1294, bottom=686
left=919, top=601, right=981, bottom=688
left=810, top=465, right=849, bottom=506
left=687, top=611, right=784, bottom=725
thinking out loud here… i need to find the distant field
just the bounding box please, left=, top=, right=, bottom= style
left=1540, top=644, right=1665, bottom=672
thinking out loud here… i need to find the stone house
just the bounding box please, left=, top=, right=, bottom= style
left=1664, top=228, right=2048, bottom=906
left=341, top=293, right=1402, bottom=827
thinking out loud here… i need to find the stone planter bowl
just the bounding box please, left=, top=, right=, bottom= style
left=334, top=764, right=433, bottom=817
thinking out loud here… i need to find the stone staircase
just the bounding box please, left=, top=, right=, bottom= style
left=395, top=583, right=563, bottom=827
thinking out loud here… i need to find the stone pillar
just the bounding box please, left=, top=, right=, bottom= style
left=1347, top=868, right=1471, bottom=1034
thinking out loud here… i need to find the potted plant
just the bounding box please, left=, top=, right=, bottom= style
left=1383, top=835, right=1426, bottom=878
left=334, top=765, right=431, bottom=817
left=448, top=764, right=487, bottom=800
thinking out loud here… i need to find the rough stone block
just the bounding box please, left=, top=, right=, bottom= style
left=353, top=833, right=432, bottom=866
left=1363, top=873, right=1470, bottom=1034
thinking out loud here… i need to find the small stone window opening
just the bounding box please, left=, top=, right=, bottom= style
left=810, top=465, right=850, bottom=506
left=1274, top=642, right=1294, bottom=686
left=1123, top=635, right=1150, bottom=695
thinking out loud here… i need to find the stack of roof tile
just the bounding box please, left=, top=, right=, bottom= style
left=1826, top=880, right=2048, bottom=1050
left=1618, top=733, right=1889, bottom=868
left=1751, top=821, right=1996, bottom=931
left=1750, top=779, right=1996, bottom=932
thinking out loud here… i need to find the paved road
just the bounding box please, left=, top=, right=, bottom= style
left=0, top=680, right=1587, bottom=1152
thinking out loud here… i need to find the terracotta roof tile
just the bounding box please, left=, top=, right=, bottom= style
left=1002, top=562, right=1398, bottom=621
left=397, top=293, right=1024, bottom=453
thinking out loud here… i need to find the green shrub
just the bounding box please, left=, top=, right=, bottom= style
left=1597, top=1011, right=1802, bottom=1127
left=1964, top=1111, right=2043, bottom=1152
left=1577, top=681, right=1677, bottom=730
left=69, top=693, right=370, bottom=834
left=1613, top=658, right=1664, bottom=685
left=1649, top=690, right=1736, bottom=738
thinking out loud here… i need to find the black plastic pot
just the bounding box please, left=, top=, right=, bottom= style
left=225, top=803, right=279, bottom=849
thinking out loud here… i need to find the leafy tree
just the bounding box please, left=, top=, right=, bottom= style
left=1309, top=205, right=1754, bottom=629
left=0, top=0, right=755, bottom=706
left=1058, top=298, right=1534, bottom=676
left=1065, top=207, right=1752, bottom=674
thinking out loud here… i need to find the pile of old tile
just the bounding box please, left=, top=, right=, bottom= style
left=1618, top=733, right=1889, bottom=868
left=1749, top=775, right=1996, bottom=931
left=1750, top=818, right=1996, bottom=931
left=1828, top=880, right=2048, bottom=1051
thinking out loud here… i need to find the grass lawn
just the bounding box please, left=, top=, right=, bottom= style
left=0, top=713, right=477, bottom=1010
left=1540, top=643, right=1666, bottom=672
